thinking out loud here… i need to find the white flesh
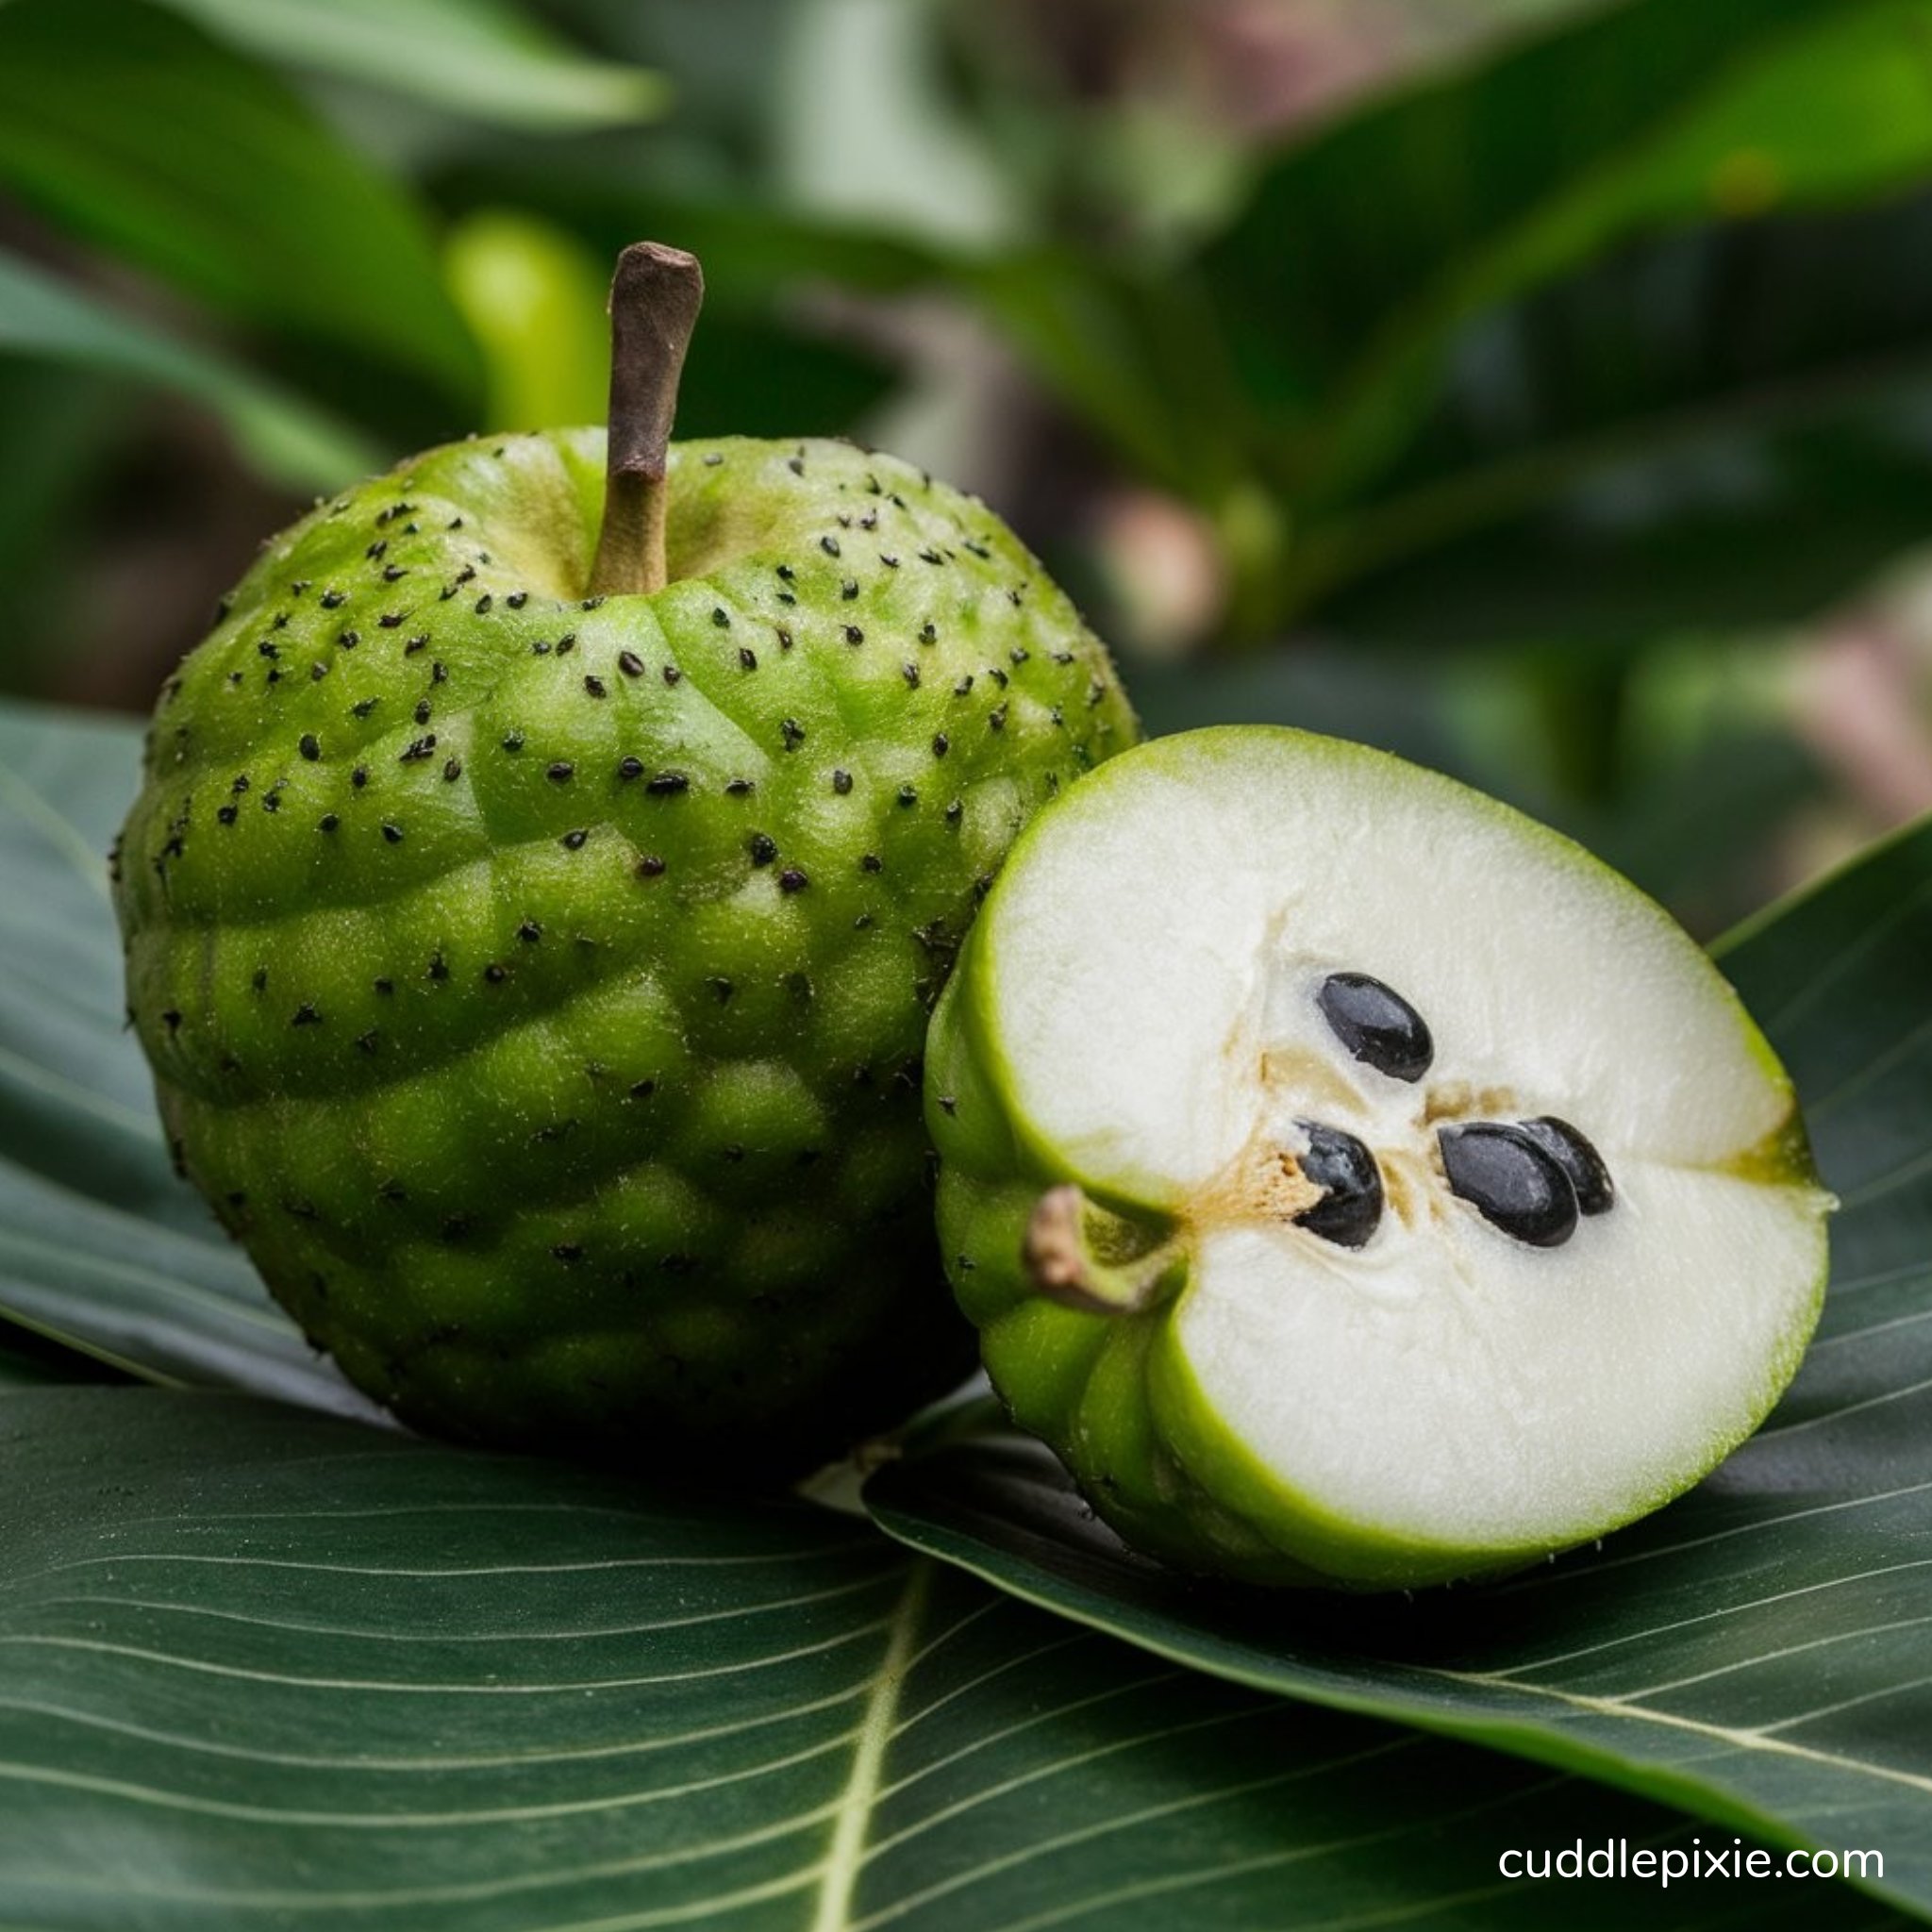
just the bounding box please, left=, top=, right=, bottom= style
left=981, top=729, right=1827, bottom=1553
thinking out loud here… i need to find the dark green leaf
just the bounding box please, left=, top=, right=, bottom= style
left=0, top=1387, right=1903, bottom=1929
left=0, top=0, right=477, bottom=394
left=0, top=250, right=379, bottom=492
left=869, top=806, right=1932, bottom=1917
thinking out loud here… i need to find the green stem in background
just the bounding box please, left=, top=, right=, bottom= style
left=588, top=241, right=704, bottom=597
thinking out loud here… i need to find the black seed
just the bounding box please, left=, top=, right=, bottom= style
left=258, top=640, right=279, bottom=659
left=860, top=853, right=882, bottom=873
left=841, top=580, right=858, bottom=600
left=943, top=798, right=962, bottom=824
left=351, top=766, right=369, bottom=787
left=776, top=626, right=793, bottom=650
left=547, top=761, right=575, bottom=783
left=160, top=1008, right=182, bottom=1033
left=412, top=698, right=432, bottom=724
left=821, top=535, right=841, bottom=558
left=518, top=920, right=542, bottom=943
left=373, top=978, right=393, bottom=995
left=789, top=456, right=805, bottom=476
left=291, top=1003, right=321, bottom=1026
left=475, top=594, right=493, bottom=614
left=1010, top=646, right=1030, bottom=665
left=351, top=698, right=378, bottom=720
left=617, top=756, right=645, bottom=781
left=1518, top=1117, right=1615, bottom=1215
left=432, top=661, right=447, bottom=684
left=584, top=675, right=607, bottom=698
left=502, top=730, right=525, bottom=751
left=309, top=663, right=327, bottom=682
left=781, top=718, right=806, bottom=749
left=645, top=772, right=690, bottom=796
left=507, top=591, right=527, bottom=609
left=920, top=622, right=938, bottom=645
left=776, top=564, right=795, bottom=581
left=919, top=549, right=943, bottom=566
left=897, top=784, right=917, bottom=807
left=561, top=828, right=589, bottom=850
left=1440, top=1124, right=1578, bottom=1248
left=618, top=650, right=644, bottom=678
left=251, top=968, right=268, bottom=992
left=749, top=833, right=777, bottom=866
left=881, top=554, right=899, bottom=568
left=902, top=663, right=920, bottom=689
left=739, top=647, right=758, bottom=671
left=637, top=856, right=665, bottom=877
left=662, top=665, right=681, bottom=686
left=557, top=633, right=576, bottom=656
left=1291, top=1121, right=1383, bottom=1249
left=400, top=736, right=436, bottom=763
left=320, top=589, right=344, bottom=609
left=357, top=1030, right=378, bottom=1055
left=1316, top=972, right=1434, bottom=1084
left=779, top=868, right=808, bottom=893
left=932, top=733, right=949, bottom=758
left=832, top=769, right=853, bottom=795
left=382, top=823, right=404, bottom=843
left=712, top=607, right=731, bottom=628
left=339, top=630, right=360, bottom=650
left=845, top=625, right=864, bottom=645
left=725, top=778, right=755, bottom=796
left=988, top=704, right=1008, bottom=731
left=427, top=953, right=449, bottom=981
left=443, top=758, right=462, bottom=782
left=318, top=812, right=339, bottom=832
left=954, top=675, right=974, bottom=696
left=483, top=962, right=508, bottom=984
left=708, top=976, right=734, bottom=1003
left=217, top=804, right=239, bottom=824
left=383, top=565, right=408, bottom=582
left=581, top=596, right=605, bottom=610
left=631, top=1078, right=657, bottom=1098
left=379, top=612, right=404, bottom=628
left=405, top=634, right=429, bottom=654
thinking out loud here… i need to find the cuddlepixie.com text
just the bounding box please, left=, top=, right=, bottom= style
left=1499, top=1837, right=1882, bottom=1888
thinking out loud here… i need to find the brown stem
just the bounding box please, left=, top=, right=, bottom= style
left=588, top=242, right=705, bottom=597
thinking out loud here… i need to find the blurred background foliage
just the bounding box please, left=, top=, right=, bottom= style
left=7, top=0, right=1932, bottom=935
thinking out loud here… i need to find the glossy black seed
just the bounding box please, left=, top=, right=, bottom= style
left=1440, top=1123, right=1578, bottom=1248
left=832, top=769, right=853, bottom=794
left=546, top=761, right=575, bottom=783
left=1519, top=1117, right=1615, bottom=1216
left=617, top=756, right=645, bottom=780
left=618, top=650, right=644, bottom=678
left=1315, top=972, right=1434, bottom=1083
left=561, top=829, right=590, bottom=851
left=749, top=833, right=777, bottom=866
left=1291, top=1120, right=1383, bottom=1249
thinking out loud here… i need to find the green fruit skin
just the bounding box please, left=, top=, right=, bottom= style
left=924, top=727, right=1828, bottom=1590
left=116, top=430, right=1138, bottom=1474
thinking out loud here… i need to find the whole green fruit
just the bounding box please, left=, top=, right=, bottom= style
left=115, top=245, right=1138, bottom=1474
left=926, top=726, right=1828, bottom=1588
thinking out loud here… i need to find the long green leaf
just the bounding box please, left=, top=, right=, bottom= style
left=868, top=808, right=1932, bottom=1917
left=0, top=250, right=378, bottom=492
left=0, top=0, right=477, bottom=394
left=0, top=1387, right=1904, bottom=1929
left=162, top=0, right=668, bottom=131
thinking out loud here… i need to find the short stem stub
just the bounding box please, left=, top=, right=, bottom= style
left=588, top=241, right=705, bottom=598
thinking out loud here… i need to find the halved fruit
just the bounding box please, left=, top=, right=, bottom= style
left=924, top=726, right=1831, bottom=1589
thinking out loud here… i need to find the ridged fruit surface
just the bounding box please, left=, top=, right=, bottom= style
left=116, top=429, right=1138, bottom=1472
left=926, top=726, right=1829, bottom=1587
